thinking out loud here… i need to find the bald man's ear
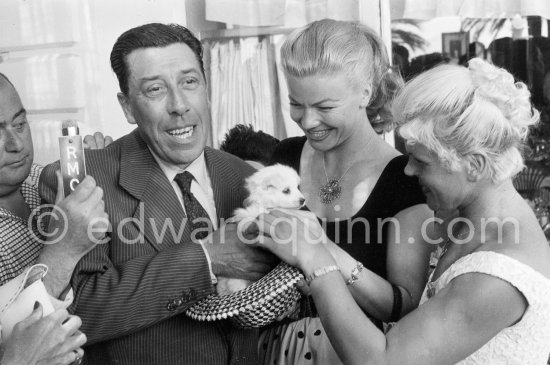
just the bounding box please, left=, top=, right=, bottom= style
left=117, top=92, right=136, bottom=125
left=359, top=86, right=371, bottom=108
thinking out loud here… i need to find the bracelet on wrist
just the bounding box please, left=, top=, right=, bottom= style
left=346, top=261, right=365, bottom=286
left=305, top=265, right=340, bottom=284
left=389, top=283, right=403, bottom=322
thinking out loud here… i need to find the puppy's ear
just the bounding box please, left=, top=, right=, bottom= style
left=243, top=196, right=253, bottom=207
left=260, top=174, right=275, bottom=191
left=245, top=174, right=258, bottom=192
left=264, top=183, right=276, bottom=191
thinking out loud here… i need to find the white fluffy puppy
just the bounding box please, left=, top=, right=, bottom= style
left=233, top=163, right=305, bottom=221
left=216, top=164, right=305, bottom=296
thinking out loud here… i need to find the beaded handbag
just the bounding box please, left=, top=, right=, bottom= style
left=186, top=263, right=304, bottom=328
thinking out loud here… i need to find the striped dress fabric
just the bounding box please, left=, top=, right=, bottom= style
left=39, top=130, right=258, bottom=365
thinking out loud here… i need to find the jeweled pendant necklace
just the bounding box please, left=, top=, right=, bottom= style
left=319, top=154, right=353, bottom=204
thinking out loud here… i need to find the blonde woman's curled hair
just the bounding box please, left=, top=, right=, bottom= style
left=394, top=58, right=539, bottom=182
left=280, top=18, right=403, bottom=132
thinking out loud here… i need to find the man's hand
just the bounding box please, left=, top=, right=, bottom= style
left=202, top=223, right=278, bottom=281
left=83, top=132, right=113, bottom=150
left=47, top=171, right=110, bottom=252
left=38, top=171, right=109, bottom=297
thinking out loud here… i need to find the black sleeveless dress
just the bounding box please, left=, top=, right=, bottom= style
left=271, top=136, right=426, bottom=279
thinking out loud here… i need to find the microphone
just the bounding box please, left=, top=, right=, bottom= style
left=59, top=120, right=86, bottom=196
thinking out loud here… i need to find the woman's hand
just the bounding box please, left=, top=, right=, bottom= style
left=253, top=209, right=334, bottom=273
left=0, top=304, right=86, bottom=365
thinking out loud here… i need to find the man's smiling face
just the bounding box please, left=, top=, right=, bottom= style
left=118, top=43, right=210, bottom=169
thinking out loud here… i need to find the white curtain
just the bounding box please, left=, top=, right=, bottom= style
left=399, top=0, right=550, bottom=20
left=209, top=37, right=276, bottom=148
left=205, top=0, right=380, bottom=27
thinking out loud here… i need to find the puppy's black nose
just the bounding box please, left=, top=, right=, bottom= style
left=299, top=198, right=305, bottom=205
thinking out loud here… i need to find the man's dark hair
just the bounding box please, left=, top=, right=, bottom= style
left=219, top=124, right=280, bottom=166
left=110, top=23, right=204, bottom=95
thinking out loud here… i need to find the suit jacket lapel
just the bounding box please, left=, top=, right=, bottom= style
left=119, top=130, right=189, bottom=251
left=204, top=147, right=244, bottom=223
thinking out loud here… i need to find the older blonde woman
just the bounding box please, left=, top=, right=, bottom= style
left=257, top=58, right=550, bottom=364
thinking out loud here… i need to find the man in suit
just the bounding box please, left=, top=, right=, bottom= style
left=39, top=23, right=274, bottom=365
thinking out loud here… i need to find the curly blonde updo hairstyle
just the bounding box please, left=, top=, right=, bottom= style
left=394, top=58, right=540, bottom=182
left=280, top=18, right=403, bottom=132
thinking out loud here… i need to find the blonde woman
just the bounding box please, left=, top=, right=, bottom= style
left=261, top=19, right=434, bottom=364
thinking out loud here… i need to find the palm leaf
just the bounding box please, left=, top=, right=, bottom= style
left=391, top=29, right=428, bottom=50
left=391, top=19, right=428, bottom=51
left=513, top=165, right=547, bottom=200
left=462, top=18, right=508, bottom=40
